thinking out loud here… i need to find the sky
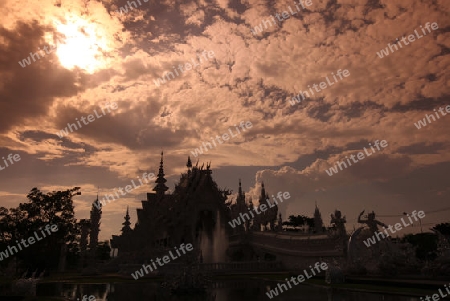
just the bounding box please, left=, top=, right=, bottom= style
left=0, top=0, right=448, bottom=242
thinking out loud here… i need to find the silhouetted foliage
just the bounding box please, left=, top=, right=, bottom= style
left=0, top=187, right=81, bottom=272
left=282, top=215, right=315, bottom=232
left=402, top=233, right=437, bottom=261
left=432, top=222, right=450, bottom=236
left=96, top=240, right=111, bottom=261
left=284, top=215, right=314, bottom=227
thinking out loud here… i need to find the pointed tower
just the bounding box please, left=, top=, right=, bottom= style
left=186, top=156, right=192, bottom=176
left=314, top=202, right=323, bottom=233
left=247, top=197, right=254, bottom=231
left=121, top=206, right=132, bottom=233
left=260, top=182, right=266, bottom=200
left=205, top=162, right=212, bottom=176
left=237, top=179, right=245, bottom=206
left=153, top=151, right=169, bottom=199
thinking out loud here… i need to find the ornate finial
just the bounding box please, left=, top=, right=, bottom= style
left=238, top=179, right=242, bottom=195
left=186, top=156, right=192, bottom=168
left=260, top=181, right=266, bottom=199
left=121, top=206, right=132, bottom=233
left=153, top=151, right=168, bottom=197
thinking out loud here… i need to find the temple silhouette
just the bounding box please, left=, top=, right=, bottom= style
left=106, top=153, right=347, bottom=271
left=110, top=153, right=231, bottom=264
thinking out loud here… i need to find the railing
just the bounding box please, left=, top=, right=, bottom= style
left=230, top=232, right=345, bottom=256
left=159, top=261, right=283, bottom=274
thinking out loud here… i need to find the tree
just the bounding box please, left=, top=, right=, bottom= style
left=402, top=233, right=437, bottom=261
left=282, top=215, right=305, bottom=227
left=432, top=223, right=450, bottom=236
left=0, top=187, right=81, bottom=272
left=96, top=241, right=111, bottom=261
left=282, top=215, right=315, bottom=232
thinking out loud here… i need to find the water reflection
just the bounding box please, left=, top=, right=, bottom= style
left=36, top=280, right=421, bottom=301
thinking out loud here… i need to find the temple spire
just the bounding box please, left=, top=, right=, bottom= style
left=314, top=202, right=323, bottom=233
left=153, top=151, right=169, bottom=198
left=238, top=179, right=242, bottom=196
left=186, top=156, right=192, bottom=176
left=260, top=181, right=266, bottom=199
left=121, top=206, right=132, bottom=233
left=186, top=156, right=192, bottom=169
left=237, top=179, right=245, bottom=206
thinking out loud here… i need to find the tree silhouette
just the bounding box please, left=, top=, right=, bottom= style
left=282, top=215, right=315, bottom=230
left=0, top=187, right=81, bottom=272
left=96, top=240, right=111, bottom=261
left=432, top=222, right=450, bottom=236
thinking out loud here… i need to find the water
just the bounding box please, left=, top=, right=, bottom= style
left=34, top=280, right=421, bottom=301
left=212, top=211, right=228, bottom=263
left=200, top=211, right=229, bottom=263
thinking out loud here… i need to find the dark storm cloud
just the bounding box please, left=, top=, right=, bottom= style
left=111, top=0, right=223, bottom=52
left=340, top=101, right=385, bottom=119
left=306, top=99, right=333, bottom=122
left=53, top=98, right=192, bottom=149
left=19, top=130, right=93, bottom=151
left=0, top=21, right=84, bottom=133
left=390, top=95, right=450, bottom=113
left=397, top=142, right=446, bottom=155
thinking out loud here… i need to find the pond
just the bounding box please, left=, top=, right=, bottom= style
left=36, top=279, right=420, bottom=301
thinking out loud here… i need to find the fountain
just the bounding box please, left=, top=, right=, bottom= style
left=199, top=210, right=228, bottom=263
left=212, top=210, right=228, bottom=263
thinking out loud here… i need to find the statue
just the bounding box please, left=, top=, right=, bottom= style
left=277, top=213, right=283, bottom=232
left=357, top=210, right=387, bottom=234
left=330, top=210, right=346, bottom=237
left=347, top=210, right=413, bottom=276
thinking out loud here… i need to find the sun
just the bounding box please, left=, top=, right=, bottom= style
left=54, top=16, right=109, bottom=73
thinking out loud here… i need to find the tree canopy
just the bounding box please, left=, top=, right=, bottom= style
left=0, top=187, right=81, bottom=272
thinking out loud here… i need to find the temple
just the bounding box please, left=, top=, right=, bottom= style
left=109, top=154, right=347, bottom=268
left=110, top=153, right=231, bottom=263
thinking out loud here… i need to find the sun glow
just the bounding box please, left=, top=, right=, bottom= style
left=54, top=16, right=110, bottom=73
